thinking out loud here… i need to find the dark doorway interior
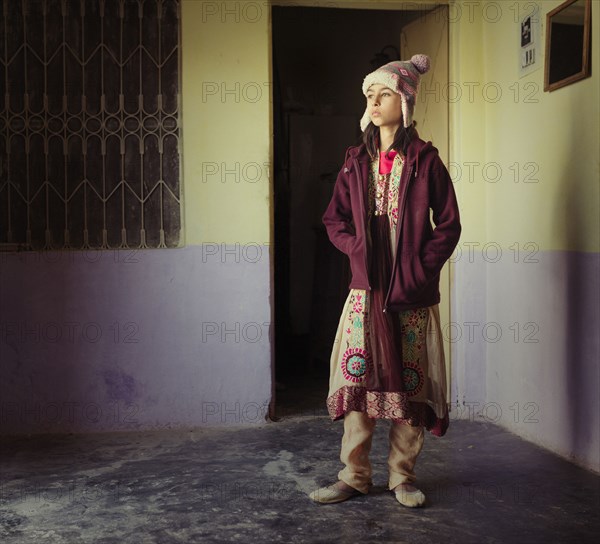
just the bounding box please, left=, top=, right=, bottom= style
left=271, top=6, right=425, bottom=419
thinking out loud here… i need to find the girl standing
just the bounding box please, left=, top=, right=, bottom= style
left=309, top=55, right=461, bottom=507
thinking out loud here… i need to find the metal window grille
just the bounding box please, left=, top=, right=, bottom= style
left=0, top=0, right=182, bottom=250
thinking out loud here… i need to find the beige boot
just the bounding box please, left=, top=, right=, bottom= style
left=393, top=483, right=426, bottom=507
left=308, top=481, right=362, bottom=504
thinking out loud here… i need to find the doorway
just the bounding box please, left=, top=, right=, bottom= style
left=271, top=3, right=450, bottom=419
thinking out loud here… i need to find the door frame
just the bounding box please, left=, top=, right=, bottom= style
left=268, top=0, right=453, bottom=420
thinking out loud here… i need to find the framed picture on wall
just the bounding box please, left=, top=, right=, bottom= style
left=544, top=0, right=591, bottom=92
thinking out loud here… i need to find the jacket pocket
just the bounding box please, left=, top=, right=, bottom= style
left=347, top=236, right=367, bottom=281
left=394, top=252, right=429, bottom=302
left=331, top=233, right=356, bottom=256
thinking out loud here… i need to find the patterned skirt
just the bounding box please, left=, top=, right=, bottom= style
left=326, top=214, right=450, bottom=436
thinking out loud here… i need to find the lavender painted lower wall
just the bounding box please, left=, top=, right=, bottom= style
left=0, top=245, right=273, bottom=433
left=1, top=242, right=597, bottom=472
left=451, top=249, right=599, bottom=473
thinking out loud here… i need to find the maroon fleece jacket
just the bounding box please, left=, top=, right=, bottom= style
left=322, top=136, right=461, bottom=312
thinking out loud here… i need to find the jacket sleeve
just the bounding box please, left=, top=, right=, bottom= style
left=322, top=164, right=356, bottom=255
left=421, top=155, right=461, bottom=279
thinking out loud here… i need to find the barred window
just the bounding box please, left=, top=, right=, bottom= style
left=0, top=0, right=182, bottom=249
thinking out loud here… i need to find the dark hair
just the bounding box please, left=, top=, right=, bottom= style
left=361, top=120, right=417, bottom=161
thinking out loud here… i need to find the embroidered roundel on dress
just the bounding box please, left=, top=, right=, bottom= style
left=341, top=347, right=371, bottom=383
left=402, top=361, right=424, bottom=396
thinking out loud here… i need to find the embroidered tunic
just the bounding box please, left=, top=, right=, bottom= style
left=326, top=150, right=449, bottom=436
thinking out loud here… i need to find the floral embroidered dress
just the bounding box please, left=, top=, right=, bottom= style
left=326, top=149, right=450, bottom=436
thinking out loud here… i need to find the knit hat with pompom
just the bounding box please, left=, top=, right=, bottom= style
left=360, top=54, right=430, bottom=131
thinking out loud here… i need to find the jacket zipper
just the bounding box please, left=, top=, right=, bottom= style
left=383, top=162, right=414, bottom=313
left=353, top=158, right=371, bottom=291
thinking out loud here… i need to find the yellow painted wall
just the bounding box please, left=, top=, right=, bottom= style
left=181, top=0, right=272, bottom=245
left=180, top=0, right=598, bottom=252
left=448, top=0, right=487, bottom=244
left=449, top=0, right=599, bottom=471
left=450, top=0, right=599, bottom=253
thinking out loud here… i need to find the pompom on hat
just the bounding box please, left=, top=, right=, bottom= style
left=360, top=54, right=430, bottom=132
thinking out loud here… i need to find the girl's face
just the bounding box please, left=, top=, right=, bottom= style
left=365, top=84, right=403, bottom=130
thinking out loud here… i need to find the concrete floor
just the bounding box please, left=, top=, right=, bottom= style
left=1, top=399, right=599, bottom=543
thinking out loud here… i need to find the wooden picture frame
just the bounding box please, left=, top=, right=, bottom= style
left=544, top=0, right=591, bottom=92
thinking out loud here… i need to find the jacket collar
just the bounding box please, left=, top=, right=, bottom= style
left=344, top=135, right=434, bottom=176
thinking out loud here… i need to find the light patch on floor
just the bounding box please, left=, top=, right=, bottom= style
left=262, top=449, right=318, bottom=494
